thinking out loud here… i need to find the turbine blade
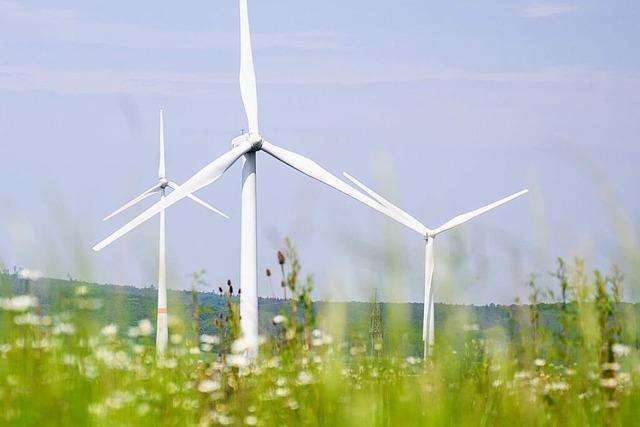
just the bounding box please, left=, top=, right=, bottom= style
left=239, top=0, right=259, bottom=133
left=433, top=189, right=528, bottom=235
left=102, top=183, right=161, bottom=221
left=261, top=141, right=425, bottom=235
left=343, top=172, right=429, bottom=234
left=159, top=109, right=166, bottom=178
left=167, top=181, right=229, bottom=219
left=93, top=142, right=251, bottom=251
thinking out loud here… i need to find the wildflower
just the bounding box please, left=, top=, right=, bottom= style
left=217, top=414, right=235, bottom=426
left=285, top=328, right=296, bottom=340
left=287, top=399, right=299, bottom=410
left=52, top=322, right=76, bottom=336
left=13, top=313, right=41, bottom=326
left=514, top=371, right=532, bottom=380
left=201, top=343, right=213, bottom=352
left=618, top=372, right=631, bottom=385
left=350, top=345, right=366, bottom=356
left=297, top=371, right=314, bottom=385
left=161, top=358, right=177, bottom=369
left=227, top=354, right=249, bottom=368
left=406, top=356, right=419, bottom=365
left=267, top=357, right=281, bottom=369
left=244, top=416, right=258, bottom=426
left=62, top=354, right=76, bottom=366
left=600, top=378, right=618, bottom=389
left=200, top=334, right=220, bottom=345
left=170, top=334, right=183, bottom=344
left=612, top=343, right=631, bottom=358
left=547, top=382, right=569, bottom=392
left=275, top=387, right=290, bottom=397
left=101, top=324, right=118, bottom=338
left=137, top=319, right=153, bottom=336
left=492, top=380, right=503, bottom=388
left=578, top=391, right=592, bottom=400
left=189, top=347, right=201, bottom=355
left=18, top=268, right=42, bottom=281
left=272, top=314, right=287, bottom=325
left=231, top=336, right=259, bottom=354
left=197, top=379, right=221, bottom=393
left=137, top=403, right=151, bottom=416
left=534, top=358, right=546, bottom=367
left=75, top=285, right=88, bottom=296
left=0, top=295, right=38, bottom=312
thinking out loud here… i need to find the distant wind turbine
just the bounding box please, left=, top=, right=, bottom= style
left=92, top=0, right=415, bottom=356
left=343, top=172, right=527, bottom=359
left=101, top=109, right=228, bottom=354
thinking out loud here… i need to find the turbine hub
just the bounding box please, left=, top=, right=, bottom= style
left=232, top=132, right=263, bottom=151
left=159, top=177, right=169, bottom=188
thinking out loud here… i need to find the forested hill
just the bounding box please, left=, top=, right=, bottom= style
left=2, top=273, right=639, bottom=354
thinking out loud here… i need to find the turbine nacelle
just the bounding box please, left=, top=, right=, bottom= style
left=232, top=132, right=263, bottom=151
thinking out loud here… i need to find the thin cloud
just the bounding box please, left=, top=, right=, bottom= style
left=1, top=64, right=636, bottom=96
left=523, top=3, right=580, bottom=18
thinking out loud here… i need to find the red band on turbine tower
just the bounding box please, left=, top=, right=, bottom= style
left=157, top=307, right=167, bottom=314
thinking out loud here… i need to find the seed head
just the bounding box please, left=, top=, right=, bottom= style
left=266, top=268, right=272, bottom=277
left=277, top=251, right=285, bottom=266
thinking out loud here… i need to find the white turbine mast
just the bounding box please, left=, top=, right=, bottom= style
left=343, top=172, right=528, bottom=359
left=100, top=109, right=228, bottom=355
left=93, top=0, right=416, bottom=357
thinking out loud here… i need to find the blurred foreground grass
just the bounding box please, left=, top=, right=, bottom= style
left=1, top=254, right=639, bottom=426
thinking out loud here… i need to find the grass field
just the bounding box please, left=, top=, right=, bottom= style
left=1, top=255, right=639, bottom=426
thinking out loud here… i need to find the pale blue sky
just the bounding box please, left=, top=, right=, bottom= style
left=1, top=1, right=638, bottom=303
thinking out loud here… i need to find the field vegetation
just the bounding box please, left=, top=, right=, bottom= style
left=1, top=244, right=639, bottom=426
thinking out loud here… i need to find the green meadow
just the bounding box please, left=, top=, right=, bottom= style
left=1, top=250, right=639, bottom=426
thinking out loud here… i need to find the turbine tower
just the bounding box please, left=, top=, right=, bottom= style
left=93, top=0, right=417, bottom=356
left=343, top=173, right=527, bottom=359
left=101, top=109, right=228, bottom=354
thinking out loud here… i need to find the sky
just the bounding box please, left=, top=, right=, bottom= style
left=0, top=0, right=639, bottom=304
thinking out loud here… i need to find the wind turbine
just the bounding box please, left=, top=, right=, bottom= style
left=343, top=172, right=527, bottom=359
left=101, top=109, right=228, bottom=354
left=93, top=0, right=415, bottom=356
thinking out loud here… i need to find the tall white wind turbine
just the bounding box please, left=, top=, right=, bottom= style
left=101, top=109, right=228, bottom=354
left=93, top=0, right=415, bottom=356
left=343, top=173, right=528, bottom=359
